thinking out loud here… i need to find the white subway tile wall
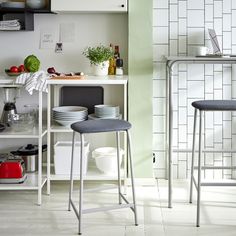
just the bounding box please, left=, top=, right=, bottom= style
left=153, top=0, right=236, bottom=179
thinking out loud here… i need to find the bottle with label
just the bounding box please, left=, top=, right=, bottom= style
left=116, top=58, right=123, bottom=76
left=114, top=45, right=120, bottom=59
left=108, top=44, right=115, bottom=75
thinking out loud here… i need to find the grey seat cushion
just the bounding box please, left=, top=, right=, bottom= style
left=71, top=119, right=131, bottom=134
left=192, top=100, right=236, bottom=111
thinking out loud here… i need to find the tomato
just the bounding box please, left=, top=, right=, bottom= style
left=18, top=64, right=25, bottom=72
left=10, top=66, right=19, bottom=73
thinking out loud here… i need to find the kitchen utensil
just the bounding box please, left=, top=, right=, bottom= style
left=8, top=113, right=35, bottom=132
left=24, top=104, right=39, bottom=123
left=94, top=105, right=119, bottom=118
left=11, top=144, right=47, bottom=173
left=92, top=147, right=124, bottom=174
left=26, top=0, right=46, bottom=9
left=0, top=158, right=26, bottom=184
left=52, top=106, right=88, bottom=127
left=60, top=86, right=104, bottom=114
left=88, top=113, right=122, bottom=120
left=5, top=69, right=22, bottom=76
left=0, top=87, right=19, bottom=124
left=1, top=1, right=25, bottom=8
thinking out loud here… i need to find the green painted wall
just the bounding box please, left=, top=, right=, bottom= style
left=128, top=0, right=153, bottom=178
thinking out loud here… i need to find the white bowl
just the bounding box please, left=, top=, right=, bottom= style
left=92, top=147, right=124, bottom=174
left=55, top=119, right=84, bottom=127
left=53, top=106, right=88, bottom=114
left=94, top=105, right=119, bottom=118
left=26, top=0, right=46, bottom=9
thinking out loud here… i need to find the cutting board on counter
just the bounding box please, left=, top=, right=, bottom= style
left=60, top=86, right=104, bottom=114
left=50, top=75, right=85, bottom=80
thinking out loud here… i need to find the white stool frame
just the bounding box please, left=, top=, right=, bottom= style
left=190, top=108, right=236, bottom=227
left=68, top=130, right=138, bottom=235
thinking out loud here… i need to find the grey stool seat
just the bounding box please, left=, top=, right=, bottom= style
left=192, top=100, right=236, bottom=111
left=68, top=119, right=138, bottom=235
left=71, top=119, right=131, bottom=134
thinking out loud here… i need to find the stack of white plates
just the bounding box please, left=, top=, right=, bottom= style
left=88, top=105, right=121, bottom=120
left=52, top=106, right=88, bottom=127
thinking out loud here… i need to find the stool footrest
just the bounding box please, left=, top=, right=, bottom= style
left=192, top=176, right=236, bottom=188
left=70, top=199, right=134, bottom=217
left=120, top=193, right=135, bottom=213
left=83, top=203, right=134, bottom=214
left=194, top=166, right=236, bottom=170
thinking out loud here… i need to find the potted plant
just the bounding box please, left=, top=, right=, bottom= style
left=83, top=45, right=113, bottom=76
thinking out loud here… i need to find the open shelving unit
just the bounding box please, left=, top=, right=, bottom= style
left=46, top=75, right=128, bottom=193
left=0, top=82, right=47, bottom=205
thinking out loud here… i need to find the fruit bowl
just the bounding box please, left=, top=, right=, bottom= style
left=5, top=69, right=22, bottom=77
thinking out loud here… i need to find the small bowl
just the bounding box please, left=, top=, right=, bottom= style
left=5, top=69, right=22, bottom=77
left=26, top=0, right=46, bottom=9
left=8, top=113, right=35, bottom=132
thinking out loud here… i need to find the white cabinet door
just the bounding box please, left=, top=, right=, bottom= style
left=51, top=0, right=127, bottom=12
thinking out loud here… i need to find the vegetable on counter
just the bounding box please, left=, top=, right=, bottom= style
left=24, top=55, right=40, bottom=72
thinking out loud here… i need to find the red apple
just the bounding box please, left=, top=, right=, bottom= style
left=10, top=66, right=19, bottom=73
left=18, top=64, right=25, bottom=72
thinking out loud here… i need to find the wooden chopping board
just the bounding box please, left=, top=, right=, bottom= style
left=50, top=75, right=85, bottom=80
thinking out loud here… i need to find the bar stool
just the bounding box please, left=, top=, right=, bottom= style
left=189, top=100, right=236, bottom=227
left=68, top=119, right=138, bottom=235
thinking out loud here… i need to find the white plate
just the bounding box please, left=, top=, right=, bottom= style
left=55, top=119, right=85, bottom=127
left=1, top=2, right=25, bottom=8
left=88, top=114, right=122, bottom=120
left=53, top=106, right=88, bottom=113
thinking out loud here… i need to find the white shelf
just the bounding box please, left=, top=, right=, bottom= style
left=0, top=125, right=47, bottom=138
left=47, top=165, right=125, bottom=181
left=50, top=124, right=72, bottom=133
left=47, top=75, right=128, bottom=85
left=0, top=173, right=47, bottom=190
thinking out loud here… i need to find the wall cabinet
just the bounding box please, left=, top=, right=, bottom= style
left=0, top=0, right=52, bottom=31
left=51, top=0, right=127, bottom=12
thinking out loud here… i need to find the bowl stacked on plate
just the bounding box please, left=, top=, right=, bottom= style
left=53, top=106, right=88, bottom=127
left=88, top=105, right=121, bottom=120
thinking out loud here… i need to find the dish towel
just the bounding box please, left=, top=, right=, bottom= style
left=15, top=71, right=49, bottom=95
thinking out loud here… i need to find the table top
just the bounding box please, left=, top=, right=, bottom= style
left=165, top=56, right=236, bottom=63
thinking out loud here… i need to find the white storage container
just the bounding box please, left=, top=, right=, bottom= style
left=54, top=141, right=90, bottom=175
left=92, top=147, right=124, bottom=174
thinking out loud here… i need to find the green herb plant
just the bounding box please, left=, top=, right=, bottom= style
left=83, top=45, right=113, bottom=65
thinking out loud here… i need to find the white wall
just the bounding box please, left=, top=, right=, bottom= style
left=0, top=13, right=128, bottom=151
left=153, top=0, right=236, bottom=179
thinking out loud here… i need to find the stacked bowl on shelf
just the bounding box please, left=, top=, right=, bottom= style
left=88, top=105, right=121, bottom=120
left=53, top=106, right=88, bottom=127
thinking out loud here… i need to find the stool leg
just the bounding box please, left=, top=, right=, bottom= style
left=68, top=131, right=76, bottom=211
left=78, top=133, right=84, bottom=235
left=190, top=108, right=198, bottom=203
left=127, top=130, right=138, bottom=226
left=196, top=110, right=203, bottom=227
left=116, top=131, right=122, bottom=204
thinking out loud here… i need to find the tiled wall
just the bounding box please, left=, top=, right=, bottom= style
left=153, top=0, right=236, bottom=179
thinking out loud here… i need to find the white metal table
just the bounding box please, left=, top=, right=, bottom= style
left=165, top=56, right=236, bottom=208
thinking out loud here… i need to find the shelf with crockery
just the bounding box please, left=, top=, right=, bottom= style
left=46, top=75, right=128, bottom=189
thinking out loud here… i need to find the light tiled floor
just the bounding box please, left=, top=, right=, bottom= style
left=1, top=180, right=236, bottom=235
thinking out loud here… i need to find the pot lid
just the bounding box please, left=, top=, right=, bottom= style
left=17, top=144, right=38, bottom=155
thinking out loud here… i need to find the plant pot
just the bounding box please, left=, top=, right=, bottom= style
left=91, top=61, right=109, bottom=76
